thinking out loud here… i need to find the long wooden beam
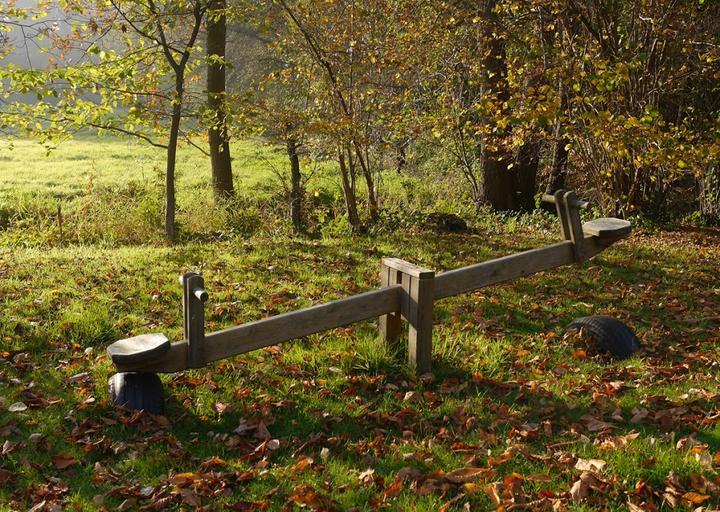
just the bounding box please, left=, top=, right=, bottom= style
left=116, top=285, right=402, bottom=373
left=433, top=235, right=611, bottom=300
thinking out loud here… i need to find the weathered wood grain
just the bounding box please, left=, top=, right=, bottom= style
left=564, top=191, right=586, bottom=262
left=201, top=285, right=402, bottom=364
left=107, top=333, right=170, bottom=366
left=113, top=340, right=189, bottom=373
left=382, top=257, right=434, bottom=279
left=582, top=218, right=632, bottom=239
left=379, top=262, right=402, bottom=346
left=434, top=240, right=576, bottom=299
left=405, top=270, right=434, bottom=373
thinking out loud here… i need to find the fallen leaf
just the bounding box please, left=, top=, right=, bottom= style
left=383, top=477, right=404, bottom=498
left=8, top=402, right=27, bottom=412
left=169, top=472, right=197, bottom=486
left=575, top=458, right=607, bottom=473
left=445, top=467, right=494, bottom=484
left=52, top=453, right=77, bottom=470
left=681, top=491, right=710, bottom=505
left=292, top=456, right=313, bottom=474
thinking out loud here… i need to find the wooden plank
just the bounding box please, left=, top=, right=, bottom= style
left=554, top=189, right=572, bottom=241
left=378, top=263, right=402, bottom=346
left=183, top=273, right=206, bottom=368
left=406, top=272, right=434, bottom=373
left=434, top=240, right=575, bottom=299
left=201, top=285, right=402, bottom=364
left=382, top=257, right=434, bottom=279
left=563, top=191, right=586, bottom=262
left=582, top=218, right=631, bottom=239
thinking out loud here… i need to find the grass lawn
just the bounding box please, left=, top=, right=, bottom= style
left=1, top=136, right=719, bottom=510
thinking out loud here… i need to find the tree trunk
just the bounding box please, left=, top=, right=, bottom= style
left=353, top=143, right=379, bottom=223
left=478, top=0, right=531, bottom=210
left=207, top=0, right=234, bottom=200
left=338, top=149, right=361, bottom=230
left=515, top=143, right=540, bottom=211
left=700, top=164, right=720, bottom=224
left=546, top=136, right=569, bottom=194
left=287, top=135, right=303, bottom=233
left=165, top=77, right=184, bottom=242
left=546, top=78, right=569, bottom=196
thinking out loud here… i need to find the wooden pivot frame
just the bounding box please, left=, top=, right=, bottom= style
left=108, top=190, right=631, bottom=375
left=380, top=258, right=434, bottom=373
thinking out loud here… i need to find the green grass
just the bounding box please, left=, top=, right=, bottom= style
left=0, top=136, right=719, bottom=510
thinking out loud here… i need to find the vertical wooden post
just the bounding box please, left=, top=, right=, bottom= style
left=381, top=258, right=435, bottom=374
left=181, top=272, right=208, bottom=369
left=379, top=261, right=402, bottom=346
left=405, top=270, right=434, bottom=373
left=553, top=189, right=571, bottom=240
left=563, top=191, right=586, bottom=262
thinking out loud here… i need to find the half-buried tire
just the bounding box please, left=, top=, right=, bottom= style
left=109, top=373, right=165, bottom=414
left=567, top=316, right=641, bottom=359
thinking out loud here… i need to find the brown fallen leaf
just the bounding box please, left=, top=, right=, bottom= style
left=292, top=456, right=314, bottom=474
left=168, top=472, right=197, bottom=486
left=570, top=471, right=608, bottom=503
left=575, top=458, right=607, bottom=473
left=382, top=477, right=404, bottom=499
left=581, top=414, right=616, bottom=432
left=52, top=453, right=77, bottom=470
left=181, top=488, right=201, bottom=507
left=681, top=491, right=710, bottom=506
left=445, top=467, right=495, bottom=484
left=485, top=482, right=503, bottom=506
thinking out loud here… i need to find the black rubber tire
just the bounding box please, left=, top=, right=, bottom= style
left=567, top=316, right=641, bottom=359
left=108, top=372, right=165, bottom=414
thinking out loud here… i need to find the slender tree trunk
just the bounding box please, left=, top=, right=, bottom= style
left=338, top=149, right=361, bottom=230
left=165, top=77, right=184, bottom=242
left=515, top=143, right=540, bottom=211
left=286, top=135, right=303, bottom=233
left=207, top=0, right=233, bottom=199
left=700, top=164, right=720, bottom=224
left=353, top=143, right=379, bottom=222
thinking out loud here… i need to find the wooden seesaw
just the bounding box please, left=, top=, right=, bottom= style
left=106, top=190, right=636, bottom=413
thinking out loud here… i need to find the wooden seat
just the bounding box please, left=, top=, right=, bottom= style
left=582, top=218, right=632, bottom=239
left=107, top=333, right=171, bottom=366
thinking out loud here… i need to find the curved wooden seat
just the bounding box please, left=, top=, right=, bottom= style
left=582, top=218, right=631, bottom=240
left=107, top=333, right=171, bottom=366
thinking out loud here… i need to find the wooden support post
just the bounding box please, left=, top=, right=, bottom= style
left=563, top=190, right=586, bottom=262
left=379, top=261, right=402, bottom=346
left=553, top=189, right=571, bottom=241
left=181, top=272, right=208, bottom=368
left=381, top=258, right=435, bottom=374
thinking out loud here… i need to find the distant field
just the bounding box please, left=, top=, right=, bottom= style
left=0, top=135, right=292, bottom=201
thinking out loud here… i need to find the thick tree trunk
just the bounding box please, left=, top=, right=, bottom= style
left=338, top=149, right=361, bottom=230
left=515, top=143, right=540, bottom=211
left=286, top=135, right=303, bottom=233
left=165, top=78, right=184, bottom=242
left=478, top=0, right=536, bottom=211
left=207, top=0, right=234, bottom=200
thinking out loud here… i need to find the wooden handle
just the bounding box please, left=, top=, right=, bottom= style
left=542, top=193, right=589, bottom=209
left=193, top=288, right=208, bottom=302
